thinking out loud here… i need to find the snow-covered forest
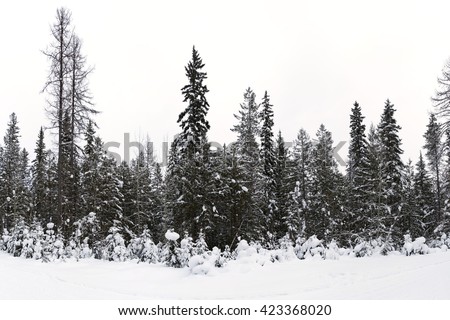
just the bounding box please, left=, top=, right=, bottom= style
left=2, top=7, right=450, bottom=271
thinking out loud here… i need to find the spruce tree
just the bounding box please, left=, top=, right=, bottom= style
left=413, top=153, right=434, bottom=237
left=272, top=131, right=289, bottom=238
left=309, top=124, right=344, bottom=242
left=259, top=91, right=276, bottom=234
left=17, top=148, right=32, bottom=222
left=0, top=113, right=23, bottom=230
left=177, top=46, right=210, bottom=157
left=346, top=101, right=370, bottom=240
left=377, top=99, right=404, bottom=246
left=285, top=129, right=313, bottom=240
left=347, top=101, right=367, bottom=184
left=423, top=113, right=443, bottom=226
left=31, top=128, right=49, bottom=221
left=230, top=88, right=264, bottom=242
left=364, top=124, right=384, bottom=240
left=169, top=47, right=215, bottom=243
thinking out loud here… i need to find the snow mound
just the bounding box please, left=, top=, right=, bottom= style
left=188, top=254, right=212, bottom=275
left=165, top=230, right=180, bottom=241
left=403, top=235, right=430, bottom=256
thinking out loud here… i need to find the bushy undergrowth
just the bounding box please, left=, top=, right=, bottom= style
left=1, top=214, right=449, bottom=275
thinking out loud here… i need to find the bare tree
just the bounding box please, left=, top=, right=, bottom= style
left=42, top=8, right=73, bottom=228
left=42, top=8, right=97, bottom=232
left=433, top=59, right=450, bottom=131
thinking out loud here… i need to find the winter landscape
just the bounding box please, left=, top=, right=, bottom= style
left=2, top=1, right=450, bottom=303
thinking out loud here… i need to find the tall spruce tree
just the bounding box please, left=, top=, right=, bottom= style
left=286, top=128, right=313, bottom=239
left=230, top=88, right=264, bottom=242
left=364, top=124, right=384, bottom=240
left=259, top=91, right=276, bottom=231
left=310, top=124, right=344, bottom=242
left=169, top=47, right=216, bottom=243
left=272, top=131, right=289, bottom=239
left=31, top=127, right=49, bottom=221
left=346, top=101, right=369, bottom=239
left=0, top=113, right=24, bottom=230
left=177, top=46, right=210, bottom=157
left=423, top=113, right=443, bottom=226
left=413, top=153, right=434, bottom=237
left=377, top=99, right=404, bottom=246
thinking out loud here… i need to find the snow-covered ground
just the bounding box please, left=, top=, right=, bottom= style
left=2, top=250, right=450, bottom=299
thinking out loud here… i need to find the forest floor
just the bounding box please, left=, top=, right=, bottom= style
left=1, top=250, right=450, bottom=299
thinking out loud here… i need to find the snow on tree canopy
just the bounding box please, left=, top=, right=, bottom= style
left=165, top=230, right=180, bottom=241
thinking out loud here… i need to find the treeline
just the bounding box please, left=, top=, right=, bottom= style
left=1, top=8, right=450, bottom=259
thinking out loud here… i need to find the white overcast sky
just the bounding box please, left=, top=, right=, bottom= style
left=1, top=0, right=450, bottom=165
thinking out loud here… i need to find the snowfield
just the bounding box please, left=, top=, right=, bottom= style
left=1, top=250, right=450, bottom=299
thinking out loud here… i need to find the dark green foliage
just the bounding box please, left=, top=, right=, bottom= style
left=423, top=113, right=443, bottom=226
left=377, top=99, right=404, bottom=245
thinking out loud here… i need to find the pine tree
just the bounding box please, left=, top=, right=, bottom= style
left=0, top=113, right=24, bottom=230
left=129, top=150, right=153, bottom=234
left=213, top=145, right=249, bottom=248
left=168, top=47, right=215, bottom=244
left=259, top=91, right=276, bottom=233
left=272, top=131, right=289, bottom=238
left=286, top=129, right=313, bottom=240
left=80, top=122, right=122, bottom=238
left=364, top=124, right=384, bottom=240
left=346, top=101, right=370, bottom=240
left=309, top=124, right=344, bottom=242
left=17, top=148, right=32, bottom=222
left=377, top=99, right=404, bottom=246
left=413, top=154, right=434, bottom=237
left=117, top=161, right=136, bottom=232
left=177, top=46, right=210, bottom=158
left=230, top=88, right=264, bottom=242
left=347, top=102, right=367, bottom=184
left=423, top=113, right=443, bottom=227
left=31, top=128, right=49, bottom=222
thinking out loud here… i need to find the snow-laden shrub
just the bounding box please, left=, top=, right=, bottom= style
left=29, top=221, right=45, bottom=260
left=179, top=233, right=194, bottom=267
left=194, top=231, right=209, bottom=256
left=1, top=229, right=10, bottom=251
left=440, top=233, right=450, bottom=251
left=212, top=246, right=229, bottom=268
left=270, top=234, right=296, bottom=262
left=188, top=254, right=211, bottom=274
left=353, top=240, right=373, bottom=257
left=128, top=229, right=158, bottom=263
left=428, top=233, right=450, bottom=251
left=403, top=235, right=430, bottom=256
left=379, top=236, right=397, bottom=256
left=161, top=229, right=183, bottom=268
left=42, top=221, right=66, bottom=262
left=234, top=240, right=270, bottom=266
left=72, top=212, right=100, bottom=257
left=188, top=250, right=217, bottom=275
left=294, top=235, right=324, bottom=260
left=98, top=226, right=128, bottom=262
left=325, top=240, right=340, bottom=260
left=5, top=218, right=29, bottom=257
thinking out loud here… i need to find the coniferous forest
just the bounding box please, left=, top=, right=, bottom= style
left=2, top=8, right=450, bottom=267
